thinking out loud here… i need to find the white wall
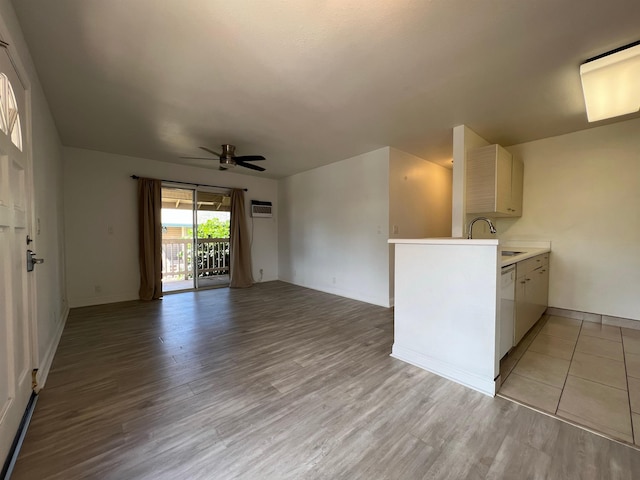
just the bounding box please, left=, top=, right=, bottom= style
left=388, top=148, right=453, bottom=302
left=278, top=147, right=391, bottom=306
left=496, top=118, right=640, bottom=321
left=64, top=147, right=278, bottom=307
left=31, top=80, right=66, bottom=368
left=0, top=0, right=67, bottom=381
left=389, top=147, right=452, bottom=239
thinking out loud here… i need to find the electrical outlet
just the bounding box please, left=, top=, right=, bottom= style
left=260, top=268, right=264, bottom=275
left=393, top=225, right=399, bottom=234
left=94, top=285, right=102, bottom=294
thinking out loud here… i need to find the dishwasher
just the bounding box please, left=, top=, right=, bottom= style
left=499, top=265, right=516, bottom=359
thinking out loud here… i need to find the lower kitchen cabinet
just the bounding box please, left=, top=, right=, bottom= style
left=514, top=253, right=549, bottom=345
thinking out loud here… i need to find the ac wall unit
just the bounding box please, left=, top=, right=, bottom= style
left=251, top=200, right=273, bottom=218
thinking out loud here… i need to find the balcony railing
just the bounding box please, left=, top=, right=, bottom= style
left=162, top=238, right=230, bottom=282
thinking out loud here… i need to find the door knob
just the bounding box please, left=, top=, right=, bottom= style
left=26, top=249, right=44, bottom=272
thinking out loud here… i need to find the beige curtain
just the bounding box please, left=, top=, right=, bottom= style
left=137, top=177, right=163, bottom=300
left=229, top=189, right=253, bottom=288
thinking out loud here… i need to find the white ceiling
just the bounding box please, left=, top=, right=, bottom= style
left=11, top=0, right=640, bottom=178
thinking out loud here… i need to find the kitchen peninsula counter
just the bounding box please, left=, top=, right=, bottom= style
left=388, top=238, right=550, bottom=396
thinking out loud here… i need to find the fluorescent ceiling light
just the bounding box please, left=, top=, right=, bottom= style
left=580, top=42, right=640, bottom=122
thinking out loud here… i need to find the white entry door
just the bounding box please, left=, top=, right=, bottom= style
left=0, top=46, right=33, bottom=465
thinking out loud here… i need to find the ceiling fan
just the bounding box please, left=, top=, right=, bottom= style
left=181, top=144, right=266, bottom=171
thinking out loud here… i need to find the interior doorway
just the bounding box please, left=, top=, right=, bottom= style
left=160, top=186, right=231, bottom=293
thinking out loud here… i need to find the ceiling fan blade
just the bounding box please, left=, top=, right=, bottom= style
left=235, top=155, right=266, bottom=161
left=236, top=160, right=266, bottom=172
left=180, top=156, right=216, bottom=160
left=199, top=146, right=222, bottom=156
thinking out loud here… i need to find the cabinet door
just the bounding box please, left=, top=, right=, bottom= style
left=514, top=275, right=529, bottom=345
left=533, top=265, right=549, bottom=319
left=495, top=147, right=513, bottom=215
left=513, top=255, right=550, bottom=346
left=466, top=144, right=521, bottom=217
left=466, top=145, right=499, bottom=214
left=509, top=157, right=524, bottom=216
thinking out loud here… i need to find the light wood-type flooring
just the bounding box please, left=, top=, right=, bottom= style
left=11, top=282, right=640, bottom=479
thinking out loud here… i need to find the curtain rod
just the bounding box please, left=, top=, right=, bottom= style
left=130, top=175, right=247, bottom=192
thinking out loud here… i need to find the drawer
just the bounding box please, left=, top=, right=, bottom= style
left=539, top=253, right=549, bottom=267
left=516, top=254, right=547, bottom=276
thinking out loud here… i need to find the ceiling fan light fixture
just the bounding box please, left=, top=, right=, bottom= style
left=184, top=144, right=266, bottom=172
left=580, top=41, right=640, bottom=122
left=219, top=157, right=236, bottom=168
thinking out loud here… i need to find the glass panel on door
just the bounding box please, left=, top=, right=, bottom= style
left=194, top=190, right=231, bottom=289
left=161, top=187, right=195, bottom=293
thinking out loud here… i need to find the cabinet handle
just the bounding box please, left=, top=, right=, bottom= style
left=526, top=278, right=531, bottom=282
left=520, top=281, right=526, bottom=284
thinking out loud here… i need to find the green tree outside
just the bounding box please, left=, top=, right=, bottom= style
left=187, top=218, right=230, bottom=239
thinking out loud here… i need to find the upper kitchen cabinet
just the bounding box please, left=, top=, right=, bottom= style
left=466, top=144, right=523, bottom=217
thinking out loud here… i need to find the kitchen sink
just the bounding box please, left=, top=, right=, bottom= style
left=501, top=250, right=524, bottom=256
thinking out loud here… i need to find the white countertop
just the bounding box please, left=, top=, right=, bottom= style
left=388, top=238, right=499, bottom=245
left=388, top=237, right=551, bottom=267
left=499, top=247, right=550, bottom=267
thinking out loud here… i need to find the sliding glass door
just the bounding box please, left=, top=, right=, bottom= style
left=160, top=185, right=231, bottom=293
left=161, top=187, right=196, bottom=292
left=194, top=190, right=231, bottom=289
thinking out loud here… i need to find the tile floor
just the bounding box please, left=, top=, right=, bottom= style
left=499, top=315, right=640, bottom=447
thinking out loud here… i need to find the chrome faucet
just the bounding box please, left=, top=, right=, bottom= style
left=467, top=216, right=497, bottom=239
